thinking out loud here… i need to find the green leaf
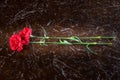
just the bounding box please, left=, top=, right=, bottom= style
left=70, top=36, right=82, bottom=42
left=86, top=44, right=96, bottom=54
left=39, top=39, right=48, bottom=46
left=59, top=39, right=72, bottom=45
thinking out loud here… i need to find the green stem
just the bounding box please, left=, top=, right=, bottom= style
left=30, top=35, right=115, bottom=39
left=30, top=42, right=112, bottom=45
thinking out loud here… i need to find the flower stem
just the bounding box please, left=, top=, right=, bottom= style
left=30, top=35, right=115, bottom=40
left=30, top=41, right=112, bottom=45
left=30, top=35, right=113, bottom=54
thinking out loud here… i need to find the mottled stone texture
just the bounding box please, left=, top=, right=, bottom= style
left=0, top=0, right=120, bottom=80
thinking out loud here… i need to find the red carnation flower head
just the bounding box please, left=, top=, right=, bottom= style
left=19, top=27, right=32, bottom=45
left=9, top=34, right=23, bottom=52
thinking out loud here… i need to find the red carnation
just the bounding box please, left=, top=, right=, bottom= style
left=9, top=34, right=23, bottom=52
left=19, top=27, right=32, bottom=45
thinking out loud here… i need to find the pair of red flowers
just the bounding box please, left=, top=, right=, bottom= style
left=9, top=27, right=32, bottom=52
